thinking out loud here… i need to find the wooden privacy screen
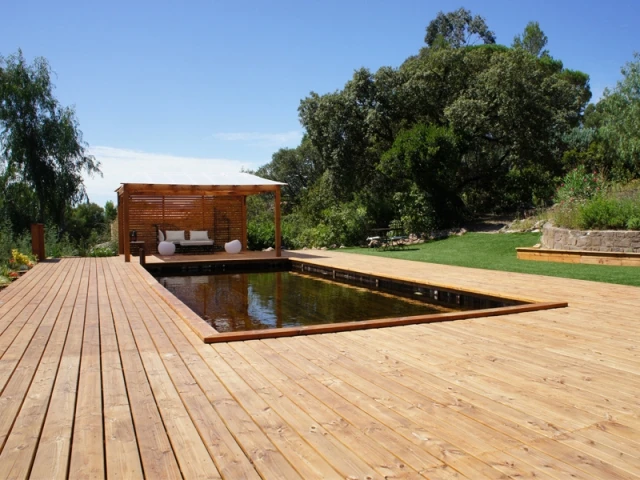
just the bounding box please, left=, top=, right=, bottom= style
left=127, top=195, right=244, bottom=254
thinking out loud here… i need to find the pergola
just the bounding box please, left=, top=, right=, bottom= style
left=115, top=173, right=285, bottom=262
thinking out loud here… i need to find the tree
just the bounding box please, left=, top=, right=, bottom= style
left=65, top=202, right=105, bottom=243
left=512, top=21, right=549, bottom=57
left=256, top=137, right=323, bottom=210
left=596, top=52, right=640, bottom=177
left=425, top=8, right=496, bottom=48
left=104, top=200, right=117, bottom=223
left=0, top=50, right=100, bottom=226
left=379, top=124, right=464, bottom=230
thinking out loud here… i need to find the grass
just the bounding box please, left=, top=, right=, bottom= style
left=346, top=232, right=640, bottom=287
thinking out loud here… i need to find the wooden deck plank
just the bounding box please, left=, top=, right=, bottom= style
left=128, top=266, right=306, bottom=480
left=297, top=335, right=523, bottom=455
left=69, top=259, right=105, bottom=479
left=215, top=342, right=391, bottom=479
left=0, top=258, right=83, bottom=479
left=0, top=258, right=80, bottom=454
left=264, top=336, right=505, bottom=478
left=2, top=250, right=640, bottom=478
left=113, top=259, right=261, bottom=480
left=96, top=258, right=144, bottom=479
left=101, top=259, right=183, bottom=479
left=0, top=262, right=55, bottom=329
left=106, top=260, right=221, bottom=479
left=236, top=340, right=443, bottom=477
left=430, top=318, right=640, bottom=402
left=200, top=341, right=337, bottom=479
left=0, top=261, right=70, bottom=360
left=332, top=330, right=564, bottom=441
left=30, top=259, right=90, bottom=479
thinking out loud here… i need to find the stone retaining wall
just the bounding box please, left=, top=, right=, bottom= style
left=541, top=224, right=640, bottom=253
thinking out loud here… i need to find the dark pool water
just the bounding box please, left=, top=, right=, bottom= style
left=157, top=271, right=453, bottom=332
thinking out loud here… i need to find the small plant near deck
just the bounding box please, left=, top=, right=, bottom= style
left=88, top=242, right=118, bottom=257
left=10, top=249, right=33, bottom=268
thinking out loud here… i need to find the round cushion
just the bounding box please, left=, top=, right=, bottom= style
left=224, top=239, right=242, bottom=254
left=158, top=241, right=176, bottom=256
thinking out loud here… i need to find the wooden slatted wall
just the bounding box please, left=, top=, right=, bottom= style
left=129, top=196, right=164, bottom=254
left=213, top=197, right=243, bottom=246
left=126, top=195, right=245, bottom=254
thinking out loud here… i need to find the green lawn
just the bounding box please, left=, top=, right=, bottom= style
left=345, top=232, right=640, bottom=287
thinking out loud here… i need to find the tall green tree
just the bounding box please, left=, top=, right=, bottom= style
left=256, top=137, right=323, bottom=210
left=66, top=202, right=106, bottom=243
left=0, top=50, right=100, bottom=226
left=104, top=200, right=117, bottom=223
left=379, top=124, right=464, bottom=230
left=512, top=21, right=549, bottom=57
left=597, top=52, right=640, bottom=177
left=424, top=8, right=496, bottom=48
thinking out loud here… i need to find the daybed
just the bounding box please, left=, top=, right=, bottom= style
left=156, top=226, right=214, bottom=254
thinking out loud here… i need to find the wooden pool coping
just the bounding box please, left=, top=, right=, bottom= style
left=138, top=256, right=568, bottom=343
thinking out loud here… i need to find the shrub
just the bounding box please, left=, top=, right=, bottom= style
left=627, top=217, right=640, bottom=230
left=247, top=220, right=275, bottom=251
left=577, top=197, right=634, bottom=229
left=88, top=242, right=118, bottom=257
left=550, top=177, right=640, bottom=230
left=44, top=224, right=78, bottom=258
left=555, top=165, right=606, bottom=205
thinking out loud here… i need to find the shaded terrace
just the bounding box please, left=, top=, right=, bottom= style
left=115, top=173, right=285, bottom=262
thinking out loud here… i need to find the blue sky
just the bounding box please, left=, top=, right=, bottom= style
left=3, top=0, right=639, bottom=205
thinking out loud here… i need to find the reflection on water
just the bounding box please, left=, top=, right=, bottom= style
left=158, top=271, right=452, bottom=332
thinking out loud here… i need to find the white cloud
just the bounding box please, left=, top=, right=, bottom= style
left=212, top=130, right=302, bottom=147
left=83, top=146, right=254, bottom=206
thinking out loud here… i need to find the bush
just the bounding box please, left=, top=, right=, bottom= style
left=45, top=224, right=78, bottom=258
left=88, top=242, right=118, bottom=257
left=577, top=197, right=636, bottom=229
left=627, top=217, right=640, bottom=230
left=550, top=177, right=640, bottom=230
left=247, top=220, right=275, bottom=251
left=555, top=165, right=606, bottom=205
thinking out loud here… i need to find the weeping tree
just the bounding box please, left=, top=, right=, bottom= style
left=0, top=50, right=100, bottom=227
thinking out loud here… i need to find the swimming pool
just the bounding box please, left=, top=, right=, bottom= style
left=158, top=270, right=457, bottom=332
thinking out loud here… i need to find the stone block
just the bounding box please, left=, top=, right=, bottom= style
left=619, top=238, right=632, bottom=248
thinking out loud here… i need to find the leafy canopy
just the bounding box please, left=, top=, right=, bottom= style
left=0, top=50, right=100, bottom=225
left=425, top=8, right=496, bottom=48
left=512, top=21, right=549, bottom=57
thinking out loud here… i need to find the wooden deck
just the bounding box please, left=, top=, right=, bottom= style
left=0, top=251, right=639, bottom=479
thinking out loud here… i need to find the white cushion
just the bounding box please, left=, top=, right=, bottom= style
left=190, top=230, right=209, bottom=241
left=180, top=240, right=214, bottom=246
left=165, top=230, right=185, bottom=241
left=157, top=230, right=165, bottom=242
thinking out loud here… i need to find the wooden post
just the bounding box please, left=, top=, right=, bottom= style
left=30, top=223, right=45, bottom=261
left=122, top=186, right=131, bottom=262
left=241, top=196, right=248, bottom=251
left=274, top=187, right=281, bottom=257
left=117, top=193, right=124, bottom=254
